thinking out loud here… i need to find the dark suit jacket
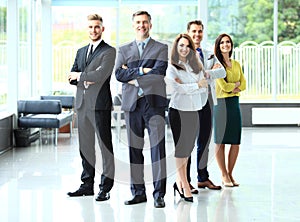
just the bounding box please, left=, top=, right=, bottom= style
left=115, top=38, right=168, bottom=112
left=71, top=40, right=116, bottom=111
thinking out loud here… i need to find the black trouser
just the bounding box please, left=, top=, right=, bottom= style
left=187, top=94, right=213, bottom=183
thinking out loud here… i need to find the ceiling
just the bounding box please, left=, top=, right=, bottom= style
left=51, top=0, right=199, bottom=6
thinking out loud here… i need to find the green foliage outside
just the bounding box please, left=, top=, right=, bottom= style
left=207, top=0, right=300, bottom=46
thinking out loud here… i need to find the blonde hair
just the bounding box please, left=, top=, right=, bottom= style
left=87, top=14, right=103, bottom=23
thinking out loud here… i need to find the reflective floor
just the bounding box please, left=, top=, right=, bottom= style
left=0, top=126, right=300, bottom=222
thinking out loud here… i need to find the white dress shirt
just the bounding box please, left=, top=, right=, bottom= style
left=165, top=61, right=206, bottom=111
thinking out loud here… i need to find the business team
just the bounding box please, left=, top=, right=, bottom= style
left=67, top=11, right=245, bottom=208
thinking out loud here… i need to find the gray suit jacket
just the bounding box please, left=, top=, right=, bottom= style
left=115, top=38, right=168, bottom=111
left=71, top=40, right=116, bottom=111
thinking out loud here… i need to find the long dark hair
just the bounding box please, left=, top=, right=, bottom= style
left=171, top=33, right=203, bottom=73
left=214, top=33, right=234, bottom=69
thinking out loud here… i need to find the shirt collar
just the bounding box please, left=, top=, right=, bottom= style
left=90, top=39, right=102, bottom=50
left=136, top=36, right=150, bottom=47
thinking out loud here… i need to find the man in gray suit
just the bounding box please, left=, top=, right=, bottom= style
left=67, top=14, right=115, bottom=202
left=115, top=10, right=168, bottom=208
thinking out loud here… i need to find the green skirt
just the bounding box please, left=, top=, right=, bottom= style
left=213, top=96, right=241, bottom=144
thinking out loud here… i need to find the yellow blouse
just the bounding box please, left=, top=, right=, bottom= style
left=215, top=59, right=246, bottom=98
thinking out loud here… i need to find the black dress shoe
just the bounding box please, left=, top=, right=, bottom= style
left=154, top=197, right=165, bottom=208
left=95, top=191, right=110, bottom=201
left=124, top=195, right=147, bottom=205
left=67, top=188, right=94, bottom=197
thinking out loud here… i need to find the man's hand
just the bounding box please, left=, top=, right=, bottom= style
left=122, top=64, right=128, bottom=69
left=212, top=63, right=221, bottom=69
left=68, top=72, right=80, bottom=82
left=128, top=80, right=136, bottom=85
left=142, top=68, right=152, bottom=74
left=204, top=72, right=211, bottom=79
left=68, top=72, right=95, bottom=85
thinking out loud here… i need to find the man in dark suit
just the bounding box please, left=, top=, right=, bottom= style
left=115, top=10, right=168, bottom=208
left=67, top=14, right=116, bottom=202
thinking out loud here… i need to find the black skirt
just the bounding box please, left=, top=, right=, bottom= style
left=168, top=108, right=199, bottom=158
left=213, top=96, right=242, bottom=145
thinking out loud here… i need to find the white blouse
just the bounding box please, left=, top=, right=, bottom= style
left=165, top=61, right=207, bottom=111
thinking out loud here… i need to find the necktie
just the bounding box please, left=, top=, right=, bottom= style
left=196, top=47, right=204, bottom=64
left=87, top=44, right=93, bottom=63
left=84, top=44, right=93, bottom=88
left=138, top=42, right=145, bottom=57
left=138, top=42, right=145, bottom=97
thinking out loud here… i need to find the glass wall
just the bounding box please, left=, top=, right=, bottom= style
left=18, top=0, right=32, bottom=99
left=34, top=0, right=42, bottom=97
left=1, top=0, right=43, bottom=113
left=0, top=0, right=7, bottom=110
left=52, top=1, right=300, bottom=101
left=52, top=4, right=199, bottom=96
left=0, top=0, right=299, bottom=113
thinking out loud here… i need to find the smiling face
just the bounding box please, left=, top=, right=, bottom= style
left=132, top=14, right=152, bottom=40
left=177, top=37, right=191, bottom=61
left=219, top=35, right=232, bottom=54
left=187, top=24, right=203, bottom=48
left=88, top=19, right=104, bottom=42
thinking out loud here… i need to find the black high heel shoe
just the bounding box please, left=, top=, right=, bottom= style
left=173, top=182, right=184, bottom=198
left=182, top=188, right=193, bottom=202
left=183, top=193, right=193, bottom=202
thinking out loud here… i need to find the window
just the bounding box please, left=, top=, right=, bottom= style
left=0, top=0, right=7, bottom=110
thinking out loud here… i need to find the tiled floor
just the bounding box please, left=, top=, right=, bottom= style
left=0, top=126, right=300, bottom=222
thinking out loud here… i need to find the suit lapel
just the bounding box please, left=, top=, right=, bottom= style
left=86, top=41, right=107, bottom=65
left=93, top=40, right=106, bottom=56
left=140, top=38, right=155, bottom=59
left=129, top=41, right=140, bottom=61
left=81, top=45, right=89, bottom=68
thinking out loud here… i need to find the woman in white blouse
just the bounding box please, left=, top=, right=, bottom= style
left=165, top=33, right=208, bottom=202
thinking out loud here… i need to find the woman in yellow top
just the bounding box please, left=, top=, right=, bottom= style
left=213, top=33, right=246, bottom=187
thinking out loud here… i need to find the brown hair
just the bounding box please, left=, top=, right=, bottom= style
left=214, top=33, right=234, bottom=69
left=171, top=33, right=203, bottom=73
left=187, top=20, right=204, bottom=31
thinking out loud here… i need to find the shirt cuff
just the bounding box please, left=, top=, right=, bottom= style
left=77, top=72, right=82, bottom=81
left=139, top=67, right=144, bottom=76
left=134, top=80, right=139, bottom=87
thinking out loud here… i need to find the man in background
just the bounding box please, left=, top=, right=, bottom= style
left=186, top=20, right=226, bottom=192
